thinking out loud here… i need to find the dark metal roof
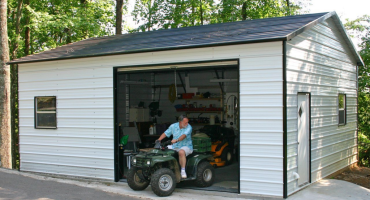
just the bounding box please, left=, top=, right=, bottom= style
left=8, top=12, right=363, bottom=66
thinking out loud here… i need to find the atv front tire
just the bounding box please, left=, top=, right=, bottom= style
left=150, top=168, right=177, bottom=197
left=195, top=161, right=215, bottom=187
left=127, top=167, right=150, bottom=191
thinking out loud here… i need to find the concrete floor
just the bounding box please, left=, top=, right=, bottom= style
left=287, top=179, right=370, bottom=200
left=1, top=168, right=369, bottom=200
left=177, top=161, right=239, bottom=192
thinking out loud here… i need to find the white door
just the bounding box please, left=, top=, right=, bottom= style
left=297, top=93, right=310, bottom=186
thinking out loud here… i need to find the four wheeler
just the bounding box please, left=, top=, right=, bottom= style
left=199, top=125, right=236, bottom=167
left=127, top=140, right=215, bottom=197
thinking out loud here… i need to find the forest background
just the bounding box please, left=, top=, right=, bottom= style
left=0, top=0, right=369, bottom=169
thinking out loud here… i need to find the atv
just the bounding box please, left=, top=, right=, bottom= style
left=127, top=140, right=215, bottom=197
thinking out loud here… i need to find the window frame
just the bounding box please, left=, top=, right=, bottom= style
left=34, top=96, right=57, bottom=129
left=338, top=93, right=346, bottom=126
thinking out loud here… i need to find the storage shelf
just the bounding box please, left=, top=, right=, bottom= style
left=191, top=123, right=221, bottom=126
left=152, top=84, right=219, bottom=89
left=183, top=111, right=223, bottom=113
left=177, top=98, right=221, bottom=101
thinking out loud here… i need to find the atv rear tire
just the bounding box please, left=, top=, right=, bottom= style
left=127, top=167, right=150, bottom=191
left=150, top=168, right=177, bottom=197
left=195, top=161, right=215, bottom=187
left=221, top=147, right=234, bottom=165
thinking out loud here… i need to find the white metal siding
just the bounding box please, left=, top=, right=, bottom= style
left=286, top=18, right=358, bottom=195
left=18, top=41, right=283, bottom=196
left=239, top=54, right=283, bottom=196
left=18, top=64, right=114, bottom=179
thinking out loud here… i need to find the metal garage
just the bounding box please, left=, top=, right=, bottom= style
left=8, top=12, right=363, bottom=198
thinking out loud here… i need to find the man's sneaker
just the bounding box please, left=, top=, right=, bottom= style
left=181, top=170, right=187, bottom=178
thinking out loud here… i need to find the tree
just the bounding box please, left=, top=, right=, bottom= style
left=132, top=0, right=168, bottom=31
left=131, top=0, right=305, bottom=32
left=24, top=0, right=30, bottom=55
left=116, top=0, right=123, bottom=34
left=0, top=0, right=11, bottom=169
left=4, top=0, right=117, bottom=169
left=17, top=0, right=115, bottom=55
left=217, top=0, right=302, bottom=23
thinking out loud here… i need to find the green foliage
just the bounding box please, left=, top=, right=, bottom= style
left=358, top=133, right=370, bottom=166
left=131, top=0, right=306, bottom=32
left=7, top=0, right=116, bottom=59
left=338, top=94, right=345, bottom=108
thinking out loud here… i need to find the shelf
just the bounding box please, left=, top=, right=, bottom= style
left=191, top=123, right=221, bottom=126
left=152, top=84, right=219, bottom=89
left=184, top=111, right=223, bottom=113
left=177, top=98, right=221, bottom=101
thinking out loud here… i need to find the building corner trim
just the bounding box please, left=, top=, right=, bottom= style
left=283, top=41, right=288, bottom=198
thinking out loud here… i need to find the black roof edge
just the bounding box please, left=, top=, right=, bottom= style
left=7, top=37, right=285, bottom=65
left=286, top=11, right=335, bottom=41
left=286, top=11, right=364, bottom=66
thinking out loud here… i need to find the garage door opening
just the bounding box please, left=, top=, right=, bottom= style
left=114, top=60, right=240, bottom=193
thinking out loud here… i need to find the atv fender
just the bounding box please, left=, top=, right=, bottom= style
left=152, top=157, right=181, bottom=183
left=186, top=154, right=213, bottom=177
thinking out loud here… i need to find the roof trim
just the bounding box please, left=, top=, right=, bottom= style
left=330, top=13, right=364, bottom=66
left=286, top=11, right=335, bottom=41
left=286, top=11, right=364, bottom=66
left=7, top=37, right=285, bottom=65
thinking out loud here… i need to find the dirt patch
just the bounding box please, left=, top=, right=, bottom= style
left=333, top=165, right=370, bottom=189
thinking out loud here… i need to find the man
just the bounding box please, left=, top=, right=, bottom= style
left=157, top=115, right=193, bottom=178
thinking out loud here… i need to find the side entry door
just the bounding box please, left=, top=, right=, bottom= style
left=297, top=93, right=310, bottom=186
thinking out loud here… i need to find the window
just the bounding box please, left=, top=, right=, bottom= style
left=35, top=96, right=57, bottom=128
left=338, top=94, right=346, bottom=125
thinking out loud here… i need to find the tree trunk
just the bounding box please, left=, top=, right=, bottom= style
left=116, top=0, right=123, bottom=34
left=191, top=1, right=195, bottom=26
left=10, top=0, right=21, bottom=170
left=242, top=1, right=247, bottom=20
left=11, top=0, right=23, bottom=60
left=148, top=0, right=152, bottom=31
left=10, top=63, right=18, bottom=170
left=200, top=0, right=203, bottom=25
left=286, top=0, right=290, bottom=16
left=24, top=0, right=30, bottom=55
left=0, top=0, right=12, bottom=169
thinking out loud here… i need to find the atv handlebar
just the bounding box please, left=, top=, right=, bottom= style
left=154, top=140, right=173, bottom=149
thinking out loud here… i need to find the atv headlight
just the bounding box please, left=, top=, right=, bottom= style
left=146, top=160, right=151, bottom=165
left=132, top=158, right=136, bottom=164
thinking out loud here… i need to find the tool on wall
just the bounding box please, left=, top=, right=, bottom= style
left=225, top=93, right=239, bottom=130
left=168, top=67, right=178, bottom=103
left=149, top=85, right=162, bottom=118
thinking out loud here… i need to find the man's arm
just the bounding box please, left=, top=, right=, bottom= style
left=174, top=134, right=186, bottom=143
left=157, top=133, right=167, bottom=141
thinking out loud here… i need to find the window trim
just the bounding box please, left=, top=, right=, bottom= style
left=34, top=96, right=57, bottom=129
left=338, top=93, right=346, bottom=126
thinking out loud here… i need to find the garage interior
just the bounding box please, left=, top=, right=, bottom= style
left=115, top=60, right=240, bottom=193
